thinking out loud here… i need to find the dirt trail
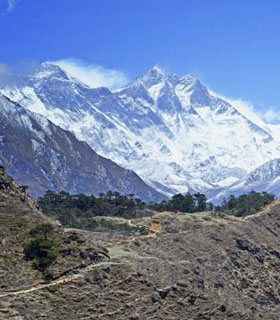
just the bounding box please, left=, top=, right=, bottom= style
left=0, top=262, right=122, bottom=298
left=0, top=221, right=159, bottom=299
left=106, top=219, right=157, bottom=245
left=0, top=245, right=153, bottom=298
left=243, top=200, right=280, bottom=221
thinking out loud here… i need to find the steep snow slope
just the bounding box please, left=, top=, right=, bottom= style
left=3, top=62, right=280, bottom=197
left=0, top=94, right=165, bottom=201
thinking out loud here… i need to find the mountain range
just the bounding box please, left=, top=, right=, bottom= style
left=2, top=62, right=280, bottom=202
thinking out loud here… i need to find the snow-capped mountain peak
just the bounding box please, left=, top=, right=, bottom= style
left=31, top=62, right=70, bottom=80
left=2, top=64, right=280, bottom=201
left=29, top=62, right=92, bottom=92
left=180, top=73, right=197, bottom=84
left=211, top=157, right=280, bottom=204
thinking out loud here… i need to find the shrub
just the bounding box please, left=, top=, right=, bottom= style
left=24, top=223, right=59, bottom=279
left=19, top=185, right=29, bottom=193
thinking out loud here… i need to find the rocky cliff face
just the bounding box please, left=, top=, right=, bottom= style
left=2, top=170, right=280, bottom=319
left=0, top=94, right=165, bottom=202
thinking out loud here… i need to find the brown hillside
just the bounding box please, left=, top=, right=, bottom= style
left=1, top=170, right=280, bottom=319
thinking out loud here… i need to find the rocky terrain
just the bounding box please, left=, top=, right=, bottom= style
left=2, top=170, right=280, bottom=319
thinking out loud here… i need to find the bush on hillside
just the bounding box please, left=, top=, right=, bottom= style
left=24, top=222, right=59, bottom=280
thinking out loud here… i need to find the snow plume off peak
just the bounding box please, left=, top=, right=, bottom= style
left=54, top=59, right=130, bottom=89
left=0, top=60, right=39, bottom=86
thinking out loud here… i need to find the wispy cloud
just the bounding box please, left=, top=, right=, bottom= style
left=209, top=90, right=268, bottom=127
left=210, top=89, right=280, bottom=126
left=227, top=98, right=280, bottom=125
left=55, top=58, right=130, bottom=89
left=223, top=97, right=267, bottom=127
left=262, top=108, right=280, bottom=124
left=6, top=0, right=19, bottom=13
left=223, top=97, right=280, bottom=125
left=0, top=63, right=20, bottom=85
left=0, top=60, right=39, bottom=86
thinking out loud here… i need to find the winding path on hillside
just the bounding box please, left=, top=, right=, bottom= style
left=0, top=262, right=122, bottom=298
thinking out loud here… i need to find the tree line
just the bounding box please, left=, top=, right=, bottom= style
left=216, top=191, right=275, bottom=217
left=38, top=189, right=276, bottom=230
left=149, top=192, right=213, bottom=213
left=38, top=190, right=148, bottom=230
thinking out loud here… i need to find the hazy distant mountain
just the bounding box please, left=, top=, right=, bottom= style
left=213, top=158, right=280, bottom=203
left=3, top=62, right=280, bottom=199
left=0, top=94, right=165, bottom=201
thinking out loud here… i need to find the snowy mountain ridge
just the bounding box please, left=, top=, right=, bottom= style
left=2, top=62, right=280, bottom=199
left=212, top=158, right=280, bottom=203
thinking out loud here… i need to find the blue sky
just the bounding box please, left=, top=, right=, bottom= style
left=1, top=0, right=280, bottom=121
